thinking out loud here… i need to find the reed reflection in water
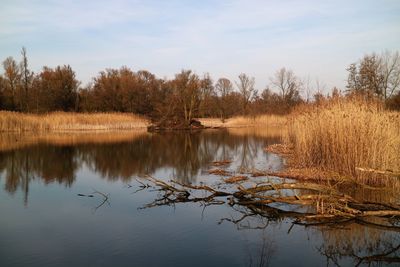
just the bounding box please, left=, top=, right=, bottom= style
left=0, top=128, right=399, bottom=266
left=0, top=129, right=281, bottom=206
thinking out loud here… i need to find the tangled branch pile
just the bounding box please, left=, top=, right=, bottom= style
left=140, top=175, right=400, bottom=230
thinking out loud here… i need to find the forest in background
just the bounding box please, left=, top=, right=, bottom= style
left=0, top=48, right=399, bottom=126
left=1, top=48, right=399, bottom=186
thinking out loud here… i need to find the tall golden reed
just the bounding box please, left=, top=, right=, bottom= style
left=199, top=114, right=287, bottom=128
left=0, top=111, right=149, bottom=132
left=286, top=98, right=400, bottom=185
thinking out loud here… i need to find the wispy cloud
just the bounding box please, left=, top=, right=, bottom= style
left=1, top=0, right=399, bottom=90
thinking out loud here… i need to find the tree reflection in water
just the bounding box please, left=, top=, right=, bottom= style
left=315, top=218, right=400, bottom=266
left=1, top=129, right=398, bottom=266
left=243, top=229, right=275, bottom=267
left=0, top=129, right=279, bottom=204
left=0, top=145, right=78, bottom=205
left=227, top=210, right=399, bottom=266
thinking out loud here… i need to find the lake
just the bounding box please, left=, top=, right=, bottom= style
left=0, top=128, right=398, bottom=267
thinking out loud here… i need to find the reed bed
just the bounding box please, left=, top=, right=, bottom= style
left=0, top=111, right=149, bottom=132
left=286, top=99, right=400, bottom=185
left=199, top=114, right=287, bottom=128
left=228, top=127, right=285, bottom=139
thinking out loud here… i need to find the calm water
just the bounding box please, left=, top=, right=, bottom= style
left=0, top=129, right=398, bottom=267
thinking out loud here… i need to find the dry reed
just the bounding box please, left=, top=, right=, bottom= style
left=228, top=127, right=285, bottom=139
left=0, top=111, right=149, bottom=132
left=199, top=114, right=287, bottom=128
left=286, top=98, right=400, bottom=185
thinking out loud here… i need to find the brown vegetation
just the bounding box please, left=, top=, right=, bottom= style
left=199, top=114, right=287, bottom=128
left=0, top=111, right=148, bottom=132
left=285, top=97, right=400, bottom=186
left=1, top=48, right=399, bottom=130
left=211, top=160, right=232, bottom=166
left=1, top=48, right=399, bottom=184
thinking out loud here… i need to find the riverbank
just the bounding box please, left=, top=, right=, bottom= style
left=0, top=111, right=149, bottom=132
left=199, top=114, right=287, bottom=128
left=0, top=112, right=286, bottom=132
left=1, top=101, right=399, bottom=187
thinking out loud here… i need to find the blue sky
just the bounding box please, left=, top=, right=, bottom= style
left=1, top=0, right=399, bottom=93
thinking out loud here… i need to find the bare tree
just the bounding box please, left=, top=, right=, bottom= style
left=235, top=73, right=256, bottom=114
left=34, top=65, right=79, bottom=112
left=380, top=50, right=400, bottom=99
left=302, top=76, right=326, bottom=103
left=215, top=77, right=233, bottom=121
left=270, top=68, right=300, bottom=99
left=346, top=50, right=400, bottom=100
left=216, top=78, right=233, bottom=97
left=359, top=54, right=383, bottom=97
left=20, top=47, right=33, bottom=111
left=173, top=70, right=201, bottom=126
left=198, top=73, right=215, bottom=117
left=270, top=68, right=302, bottom=107
left=2, top=56, right=20, bottom=110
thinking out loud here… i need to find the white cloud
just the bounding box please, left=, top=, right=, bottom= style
left=1, top=0, right=399, bottom=92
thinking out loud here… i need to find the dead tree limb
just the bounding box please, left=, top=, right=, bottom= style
left=92, top=189, right=110, bottom=212
left=355, top=167, right=400, bottom=176
left=139, top=175, right=400, bottom=230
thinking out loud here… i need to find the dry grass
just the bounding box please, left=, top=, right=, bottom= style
left=286, top=98, right=400, bottom=186
left=0, top=111, right=149, bottom=132
left=228, top=127, right=285, bottom=139
left=199, top=114, right=287, bottom=128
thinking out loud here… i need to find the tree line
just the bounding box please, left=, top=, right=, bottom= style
left=1, top=48, right=399, bottom=124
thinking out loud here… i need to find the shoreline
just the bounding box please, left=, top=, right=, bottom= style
left=0, top=111, right=286, bottom=133
left=264, top=143, right=400, bottom=191
left=0, top=111, right=149, bottom=132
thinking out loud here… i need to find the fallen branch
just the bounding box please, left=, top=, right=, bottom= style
left=355, top=167, right=400, bottom=176
left=211, top=160, right=232, bottom=166
left=224, top=176, right=248, bottom=184
left=139, top=175, right=400, bottom=230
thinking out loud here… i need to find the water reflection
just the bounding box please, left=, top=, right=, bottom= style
left=0, top=145, right=78, bottom=205
left=0, top=129, right=280, bottom=205
left=0, top=128, right=399, bottom=267
left=316, top=218, right=400, bottom=266
left=229, top=211, right=399, bottom=266
left=244, top=229, right=275, bottom=267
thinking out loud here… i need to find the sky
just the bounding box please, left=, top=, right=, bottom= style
left=1, top=0, right=399, bottom=93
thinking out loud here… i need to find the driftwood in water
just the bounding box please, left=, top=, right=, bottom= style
left=77, top=189, right=110, bottom=212
left=139, top=175, right=400, bottom=231
left=211, top=160, right=232, bottom=166
left=224, top=175, right=248, bottom=183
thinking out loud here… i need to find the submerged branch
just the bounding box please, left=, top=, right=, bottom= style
left=139, top=175, right=400, bottom=230
left=92, top=189, right=110, bottom=212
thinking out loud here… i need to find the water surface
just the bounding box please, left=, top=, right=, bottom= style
left=0, top=129, right=398, bottom=266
